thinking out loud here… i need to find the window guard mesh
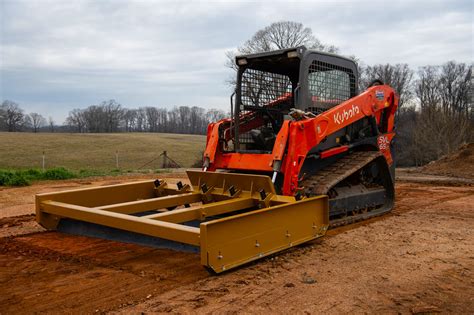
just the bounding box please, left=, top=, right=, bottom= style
left=238, top=68, right=292, bottom=147
left=307, top=60, right=355, bottom=111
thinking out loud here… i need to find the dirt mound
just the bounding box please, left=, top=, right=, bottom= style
left=422, top=143, right=474, bottom=179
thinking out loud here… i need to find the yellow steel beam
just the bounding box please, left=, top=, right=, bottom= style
left=200, top=195, right=329, bottom=273
left=40, top=200, right=200, bottom=246
left=269, top=195, right=296, bottom=205
left=159, top=186, right=191, bottom=195
left=99, top=193, right=202, bottom=214
left=36, top=180, right=158, bottom=207
left=144, top=197, right=256, bottom=223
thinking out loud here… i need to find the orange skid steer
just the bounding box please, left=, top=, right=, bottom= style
left=36, top=46, right=397, bottom=273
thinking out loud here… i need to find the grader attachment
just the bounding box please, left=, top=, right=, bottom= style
left=36, top=171, right=329, bottom=273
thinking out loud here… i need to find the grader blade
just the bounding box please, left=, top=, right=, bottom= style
left=36, top=171, right=329, bottom=273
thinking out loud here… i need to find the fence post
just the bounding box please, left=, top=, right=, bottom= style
left=115, top=150, right=119, bottom=169
left=162, top=151, right=167, bottom=168
left=42, top=151, right=45, bottom=171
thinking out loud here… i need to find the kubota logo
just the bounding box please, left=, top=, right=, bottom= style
left=333, top=104, right=360, bottom=124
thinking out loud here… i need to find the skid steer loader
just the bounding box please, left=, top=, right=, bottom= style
left=36, top=46, right=397, bottom=273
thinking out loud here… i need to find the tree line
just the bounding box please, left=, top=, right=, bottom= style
left=0, top=100, right=56, bottom=133
left=66, top=103, right=227, bottom=134
left=0, top=100, right=227, bottom=135
left=1, top=59, right=471, bottom=166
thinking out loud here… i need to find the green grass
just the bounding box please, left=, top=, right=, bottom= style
left=0, top=167, right=76, bottom=186
left=0, top=132, right=206, bottom=172
left=0, top=166, right=182, bottom=186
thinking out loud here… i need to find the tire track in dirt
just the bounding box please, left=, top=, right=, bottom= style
left=120, top=182, right=474, bottom=314
left=0, top=231, right=209, bottom=313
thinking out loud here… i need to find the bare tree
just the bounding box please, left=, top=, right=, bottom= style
left=74, top=100, right=124, bottom=133
left=0, top=100, right=25, bottom=132
left=395, top=61, right=473, bottom=166
left=417, top=62, right=472, bottom=118
left=28, top=112, right=46, bottom=133
left=122, top=108, right=137, bottom=132
left=206, top=109, right=227, bottom=123
left=0, top=105, right=5, bottom=130
left=101, top=100, right=124, bottom=132
left=66, top=109, right=86, bottom=132
left=83, top=105, right=103, bottom=132
left=167, top=107, right=179, bottom=133
left=157, top=108, right=168, bottom=132
left=416, top=65, right=441, bottom=112
left=48, top=117, right=55, bottom=132
left=189, top=106, right=206, bottom=134
left=145, top=107, right=160, bottom=132
left=135, top=108, right=147, bottom=132
left=238, top=21, right=337, bottom=55
left=438, top=61, right=471, bottom=117
left=226, top=21, right=339, bottom=84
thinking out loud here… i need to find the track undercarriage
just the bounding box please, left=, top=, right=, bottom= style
left=301, top=151, right=395, bottom=228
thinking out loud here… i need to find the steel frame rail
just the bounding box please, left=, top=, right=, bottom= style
left=36, top=171, right=328, bottom=272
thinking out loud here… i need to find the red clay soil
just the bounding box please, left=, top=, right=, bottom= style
left=0, top=178, right=473, bottom=314
left=422, top=143, right=474, bottom=179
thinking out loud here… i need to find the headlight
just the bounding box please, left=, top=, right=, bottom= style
left=237, top=58, right=248, bottom=65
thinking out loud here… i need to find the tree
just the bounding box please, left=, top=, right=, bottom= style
left=226, top=21, right=339, bottom=83
left=178, top=106, right=191, bottom=134
left=0, top=105, right=5, bottom=130
left=145, top=107, right=160, bottom=132
left=394, top=61, right=473, bottom=166
left=122, top=108, right=137, bottom=132
left=101, top=100, right=124, bottom=132
left=189, top=106, right=206, bottom=134
left=28, top=113, right=46, bottom=133
left=416, top=65, right=441, bottom=112
left=48, top=117, right=55, bottom=132
left=438, top=61, right=471, bottom=117
left=0, top=100, right=25, bottom=132
left=66, top=109, right=86, bottom=133
left=135, top=108, right=147, bottom=132
left=206, top=109, right=227, bottom=123
left=83, top=105, right=102, bottom=132
left=238, top=21, right=337, bottom=55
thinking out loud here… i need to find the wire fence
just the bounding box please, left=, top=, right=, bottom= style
left=25, top=150, right=194, bottom=173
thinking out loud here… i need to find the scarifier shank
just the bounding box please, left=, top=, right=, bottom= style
left=36, top=171, right=329, bottom=273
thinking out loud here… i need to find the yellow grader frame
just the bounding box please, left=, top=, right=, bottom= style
left=36, top=171, right=328, bottom=273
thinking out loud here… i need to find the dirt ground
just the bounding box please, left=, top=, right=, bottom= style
left=422, top=143, right=474, bottom=179
left=0, top=172, right=473, bottom=314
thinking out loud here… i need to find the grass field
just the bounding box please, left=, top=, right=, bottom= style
left=0, top=132, right=206, bottom=172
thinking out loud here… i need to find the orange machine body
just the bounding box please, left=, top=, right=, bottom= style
left=204, top=85, right=398, bottom=196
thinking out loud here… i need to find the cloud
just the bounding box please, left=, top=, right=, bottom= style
left=0, top=0, right=472, bottom=122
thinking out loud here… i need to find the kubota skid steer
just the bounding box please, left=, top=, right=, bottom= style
left=36, top=46, right=397, bottom=273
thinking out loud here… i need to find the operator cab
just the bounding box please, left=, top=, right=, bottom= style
left=231, top=46, right=358, bottom=153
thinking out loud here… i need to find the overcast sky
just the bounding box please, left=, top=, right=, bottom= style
left=1, top=0, right=472, bottom=123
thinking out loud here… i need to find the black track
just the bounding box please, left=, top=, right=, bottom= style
left=300, top=151, right=395, bottom=228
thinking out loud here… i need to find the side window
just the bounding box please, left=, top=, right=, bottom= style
left=308, top=60, right=354, bottom=110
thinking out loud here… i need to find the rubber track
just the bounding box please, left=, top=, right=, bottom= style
left=300, top=151, right=391, bottom=228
